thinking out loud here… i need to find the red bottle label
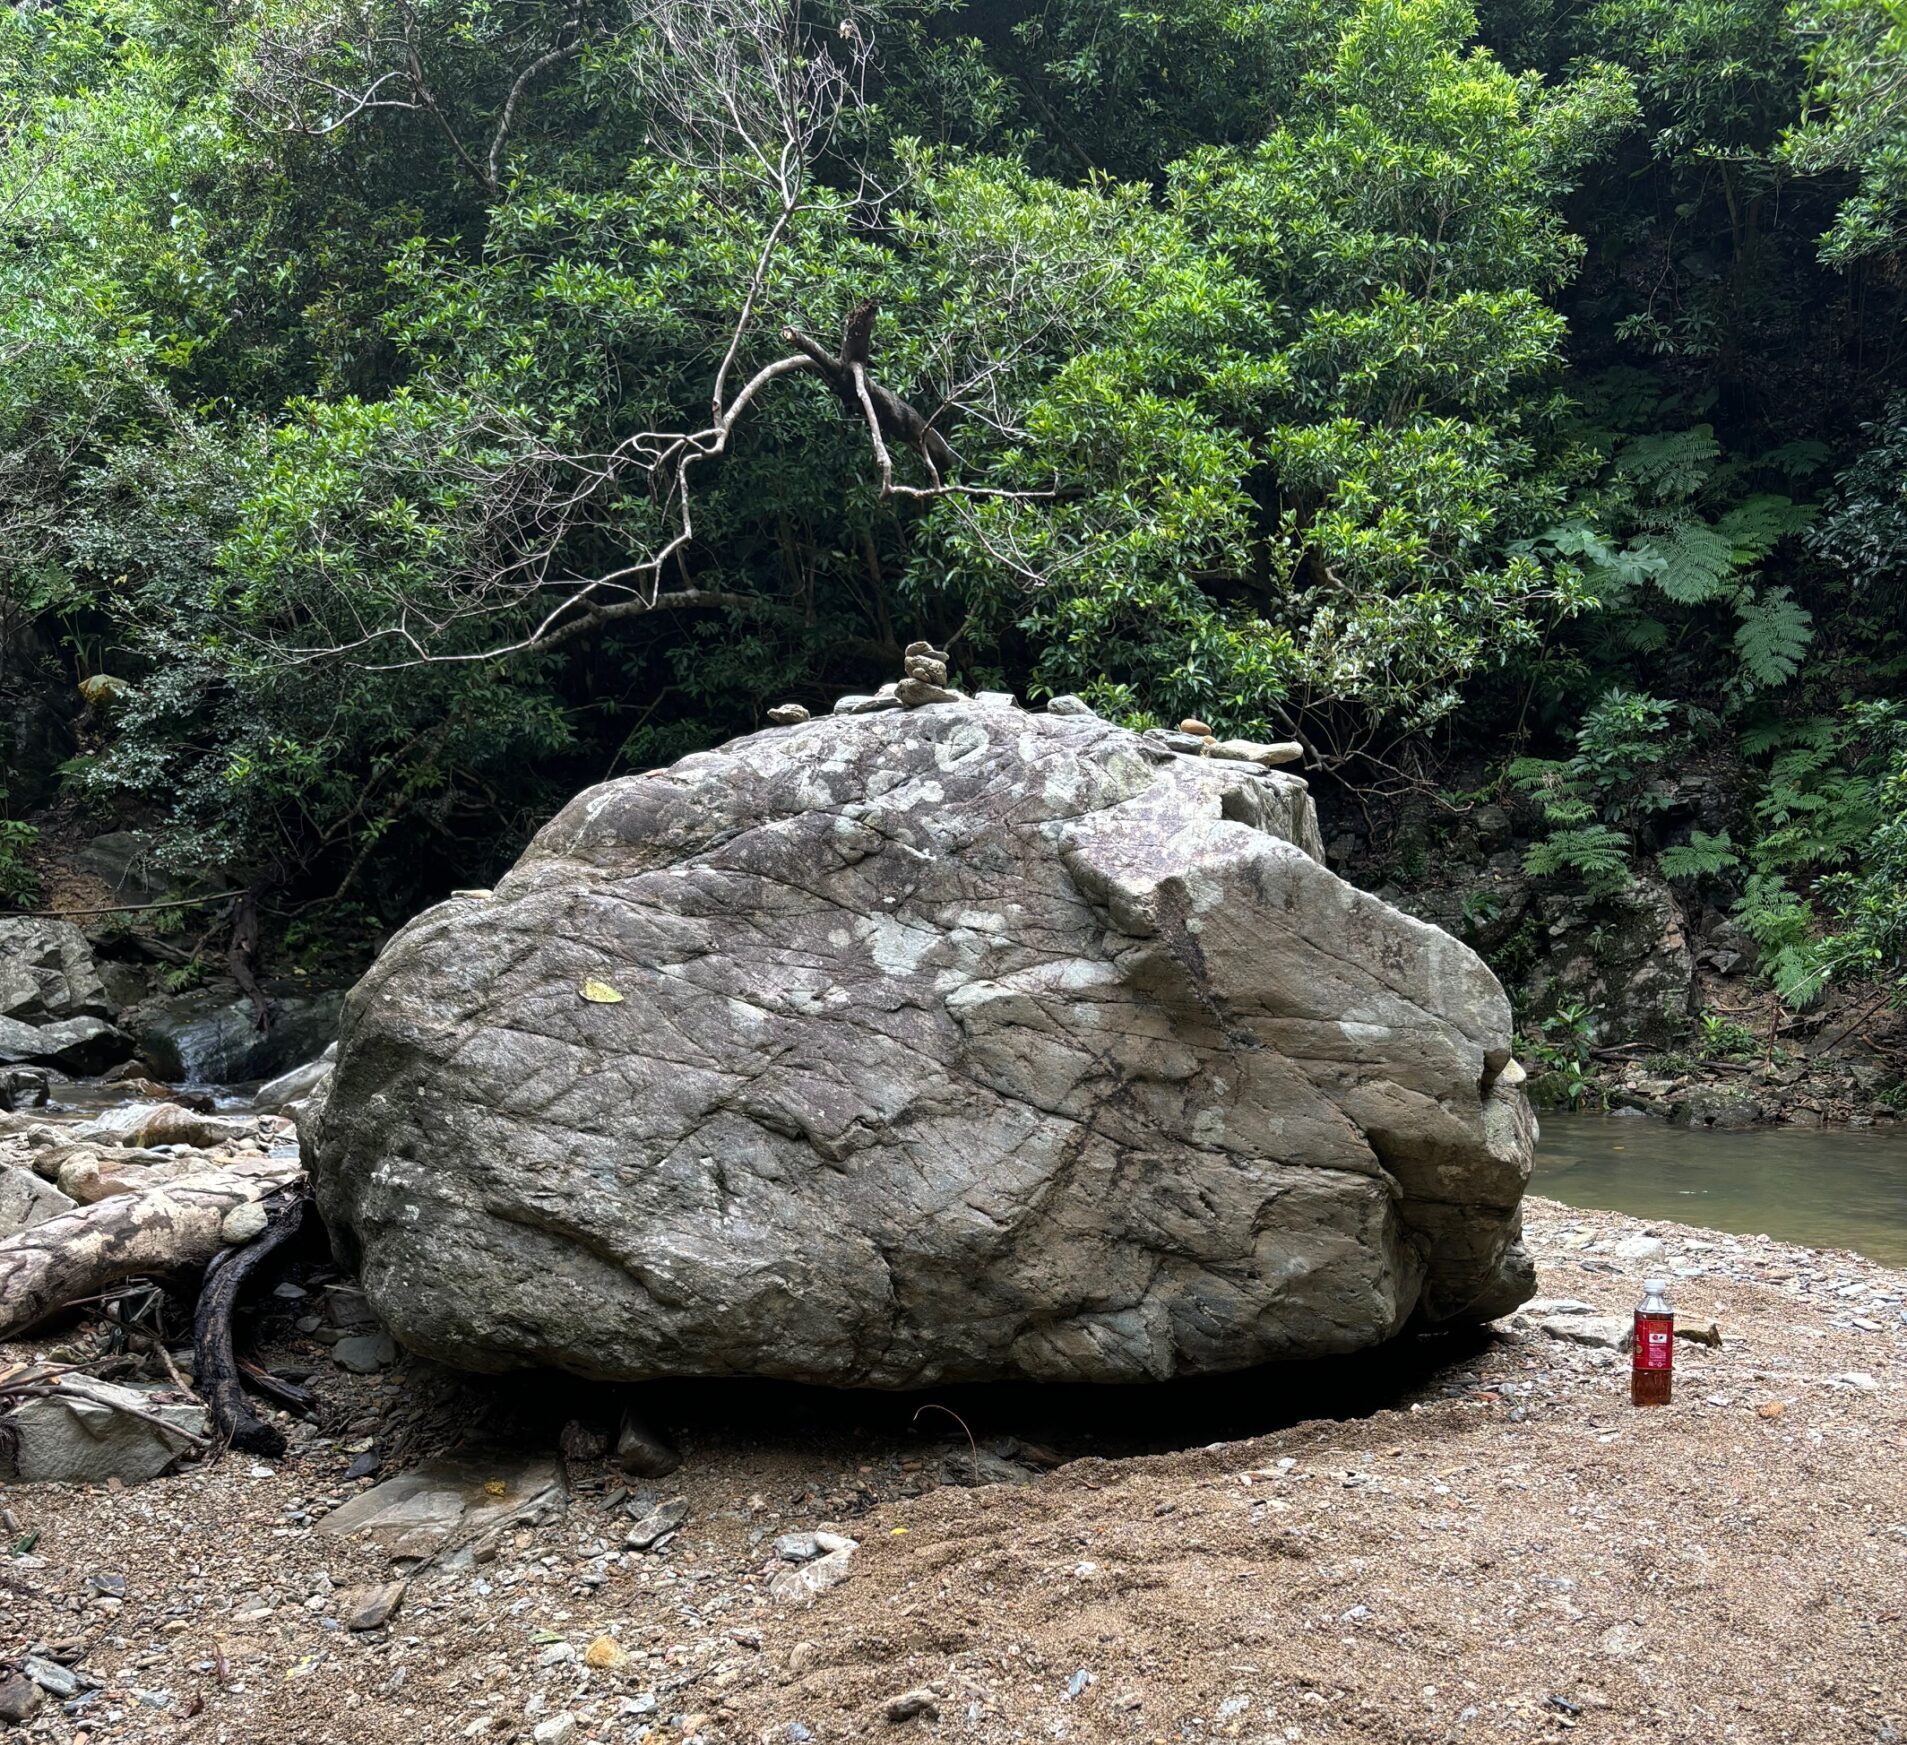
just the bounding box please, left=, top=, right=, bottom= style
left=1634, top=1313, right=1674, bottom=1371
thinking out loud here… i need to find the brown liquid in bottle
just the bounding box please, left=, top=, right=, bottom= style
left=1632, top=1278, right=1673, bottom=1407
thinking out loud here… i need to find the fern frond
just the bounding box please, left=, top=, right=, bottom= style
left=1733, top=587, right=1814, bottom=688
left=1524, top=824, right=1632, bottom=891
left=1617, top=614, right=1670, bottom=652
left=1615, top=427, right=1720, bottom=501
left=1658, top=830, right=1740, bottom=880
left=1651, top=520, right=1736, bottom=604
left=1715, top=494, right=1815, bottom=562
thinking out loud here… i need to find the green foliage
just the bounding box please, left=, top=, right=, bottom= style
left=1517, top=390, right=1820, bottom=704
left=1521, top=822, right=1632, bottom=895
left=1783, top=0, right=1907, bottom=265
left=0, top=820, right=39, bottom=907
left=1512, top=688, right=1681, bottom=892
left=1696, top=1010, right=1760, bottom=1059
left=1745, top=710, right=1892, bottom=875
left=1658, top=830, right=1741, bottom=880
left=1809, top=395, right=1907, bottom=591
left=0, top=0, right=1902, bottom=960
left=1527, top=999, right=1602, bottom=1105
left=1803, top=703, right=1907, bottom=1001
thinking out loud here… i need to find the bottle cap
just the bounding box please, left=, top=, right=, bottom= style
left=1644, top=1277, right=1668, bottom=1295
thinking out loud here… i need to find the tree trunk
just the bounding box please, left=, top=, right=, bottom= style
left=0, top=1160, right=303, bottom=1339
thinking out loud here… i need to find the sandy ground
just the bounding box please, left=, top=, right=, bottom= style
left=4, top=1195, right=1906, bottom=1745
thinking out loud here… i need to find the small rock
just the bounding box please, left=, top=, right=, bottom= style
left=220, top=1201, right=270, bottom=1245
left=895, top=677, right=963, bottom=707
left=558, top=1420, right=607, bottom=1462
left=769, top=1545, right=855, bottom=1604
left=1831, top=1371, right=1881, bottom=1393
left=584, top=1634, right=627, bottom=1670
left=532, top=1715, right=577, bottom=1745
left=0, top=1380, right=208, bottom=1485
left=0, top=1674, right=44, bottom=1724
left=973, top=690, right=1018, bottom=708
left=340, top=1580, right=405, bottom=1631
left=774, top=1532, right=823, bottom=1563
left=903, top=640, right=948, bottom=660
left=1201, top=737, right=1304, bottom=767
left=902, top=655, right=949, bottom=686
left=332, top=1332, right=398, bottom=1374
left=0, top=1161, right=75, bottom=1238
left=1523, top=1298, right=1600, bottom=1318
left=1178, top=718, right=1213, bottom=736
left=625, top=1498, right=689, bottom=1550
left=886, top=1688, right=940, bottom=1723
left=317, top=1452, right=569, bottom=1567
left=767, top=704, right=811, bottom=725
left=613, top=1407, right=681, bottom=1478
left=832, top=694, right=902, bottom=715
left=0, top=1066, right=51, bottom=1112
left=1612, top=1235, right=1666, bottom=1263
left=1046, top=695, right=1093, bottom=717
left=1598, top=1623, right=1642, bottom=1659
left=1756, top=1400, right=1786, bottom=1419
left=21, top=1656, right=79, bottom=1699
left=1538, top=1314, right=1628, bottom=1350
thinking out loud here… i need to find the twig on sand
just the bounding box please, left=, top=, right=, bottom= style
left=913, top=1402, right=982, bottom=1487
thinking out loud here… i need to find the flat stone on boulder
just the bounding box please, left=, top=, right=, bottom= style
left=310, top=704, right=1534, bottom=1386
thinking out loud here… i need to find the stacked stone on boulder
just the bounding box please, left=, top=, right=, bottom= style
left=309, top=679, right=1536, bottom=1387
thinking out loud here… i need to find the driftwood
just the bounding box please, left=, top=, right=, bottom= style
left=193, top=1186, right=309, bottom=1456
left=237, top=1356, right=316, bottom=1416
left=0, top=1159, right=303, bottom=1340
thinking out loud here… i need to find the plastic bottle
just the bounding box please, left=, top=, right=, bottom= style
left=1632, top=1277, right=1674, bottom=1406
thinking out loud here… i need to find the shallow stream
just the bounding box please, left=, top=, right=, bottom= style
left=1534, top=1111, right=1907, bottom=1268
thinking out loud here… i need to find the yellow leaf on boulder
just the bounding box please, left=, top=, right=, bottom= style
left=580, top=978, right=625, bottom=1004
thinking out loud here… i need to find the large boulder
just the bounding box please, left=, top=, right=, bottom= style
left=0, top=1012, right=130, bottom=1075
left=136, top=985, right=344, bottom=1085
left=1522, top=874, right=1695, bottom=1048
left=0, top=918, right=110, bottom=1024
left=310, top=699, right=1535, bottom=1387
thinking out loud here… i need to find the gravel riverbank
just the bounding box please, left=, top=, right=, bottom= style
left=4, top=1195, right=1904, bottom=1745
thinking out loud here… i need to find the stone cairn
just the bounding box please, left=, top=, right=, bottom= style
left=765, top=647, right=1305, bottom=768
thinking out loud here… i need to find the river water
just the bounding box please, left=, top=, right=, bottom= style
left=1533, top=1111, right=1907, bottom=1268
